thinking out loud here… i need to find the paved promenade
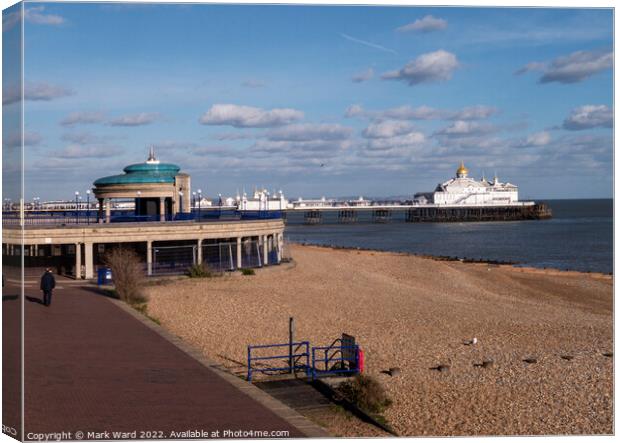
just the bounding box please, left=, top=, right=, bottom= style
left=4, top=275, right=318, bottom=440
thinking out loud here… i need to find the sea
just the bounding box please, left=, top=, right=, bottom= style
left=284, top=199, right=613, bottom=274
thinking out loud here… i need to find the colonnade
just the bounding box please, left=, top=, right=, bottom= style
left=17, top=232, right=285, bottom=279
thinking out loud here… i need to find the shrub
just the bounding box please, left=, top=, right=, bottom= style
left=103, top=247, right=146, bottom=305
left=241, top=268, right=255, bottom=276
left=187, top=263, right=213, bottom=278
left=338, top=374, right=392, bottom=414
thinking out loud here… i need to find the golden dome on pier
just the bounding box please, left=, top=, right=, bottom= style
left=456, top=161, right=469, bottom=177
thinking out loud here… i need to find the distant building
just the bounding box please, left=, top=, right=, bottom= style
left=414, top=162, right=519, bottom=206
left=289, top=196, right=335, bottom=209
left=237, top=188, right=288, bottom=211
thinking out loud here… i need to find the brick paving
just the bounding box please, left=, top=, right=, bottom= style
left=4, top=276, right=315, bottom=440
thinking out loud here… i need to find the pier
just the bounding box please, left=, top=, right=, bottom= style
left=286, top=203, right=552, bottom=225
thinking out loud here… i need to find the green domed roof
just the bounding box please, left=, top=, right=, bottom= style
left=93, top=151, right=182, bottom=186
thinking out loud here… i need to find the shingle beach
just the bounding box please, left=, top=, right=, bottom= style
left=145, top=244, right=613, bottom=436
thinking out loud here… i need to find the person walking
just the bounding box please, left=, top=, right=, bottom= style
left=40, top=268, right=56, bottom=307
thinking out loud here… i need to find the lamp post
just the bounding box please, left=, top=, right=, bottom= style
left=136, top=191, right=141, bottom=219
left=192, top=191, right=196, bottom=212
left=75, top=191, right=80, bottom=224
left=197, top=189, right=202, bottom=221
left=179, top=191, right=183, bottom=214
left=86, top=190, right=91, bottom=225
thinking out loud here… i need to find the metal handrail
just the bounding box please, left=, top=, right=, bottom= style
left=311, top=344, right=359, bottom=380
left=247, top=341, right=310, bottom=382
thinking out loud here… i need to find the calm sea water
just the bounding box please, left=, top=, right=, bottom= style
left=284, top=199, right=613, bottom=274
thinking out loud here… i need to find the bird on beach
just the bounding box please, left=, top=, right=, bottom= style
left=463, top=337, right=478, bottom=345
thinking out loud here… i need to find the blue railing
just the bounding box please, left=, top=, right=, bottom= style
left=247, top=341, right=311, bottom=382
left=246, top=340, right=361, bottom=382
left=2, top=209, right=283, bottom=226
left=311, top=344, right=360, bottom=380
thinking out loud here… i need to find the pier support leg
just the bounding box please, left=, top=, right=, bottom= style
left=236, top=237, right=242, bottom=269
left=75, top=243, right=82, bottom=279
left=147, top=240, right=153, bottom=276
left=84, top=242, right=94, bottom=279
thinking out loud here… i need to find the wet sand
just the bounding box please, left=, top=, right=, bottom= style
left=144, top=244, right=613, bottom=436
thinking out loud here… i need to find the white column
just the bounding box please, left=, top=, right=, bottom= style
left=75, top=243, right=82, bottom=279
left=277, top=233, right=283, bottom=262
left=263, top=235, right=269, bottom=266
left=105, top=198, right=111, bottom=223
left=84, top=242, right=94, bottom=279
left=236, top=237, right=242, bottom=269
left=147, top=240, right=153, bottom=276
left=159, top=197, right=166, bottom=222
left=197, top=239, right=203, bottom=265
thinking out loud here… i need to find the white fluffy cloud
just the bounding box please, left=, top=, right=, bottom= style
left=515, top=50, right=612, bottom=84
left=362, top=120, right=416, bottom=139
left=3, top=6, right=65, bottom=32
left=199, top=104, right=304, bottom=128
left=351, top=68, right=374, bottom=83
left=25, top=6, right=65, bottom=25
left=515, top=131, right=552, bottom=148
left=525, top=131, right=551, bottom=146
left=3, top=131, right=42, bottom=148
left=435, top=121, right=495, bottom=137
left=381, top=105, right=448, bottom=120
left=253, top=139, right=351, bottom=155
left=562, top=105, right=613, bottom=130
left=345, top=104, right=496, bottom=121
left=60, top=111, right=106, bottom=126
left=3, top=82, right=73, bottom=105
left=365, top=132, right=426, bottom=151
left=452, top=105, right=498, bottom=121
left=266, top=123, right=352, bottom=142
left=396, top=15, right=447, bottom=33
left=108, top=112, right=159, bottom=127
left=381, top=50, right=459, bottom=86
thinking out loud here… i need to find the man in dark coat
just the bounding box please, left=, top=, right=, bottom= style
left=40, top=268, right=56, bottom=306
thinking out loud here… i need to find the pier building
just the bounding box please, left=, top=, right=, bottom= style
left=414, top=162, right=518, bottom=206
left=2, top=150, right=284, bottom=279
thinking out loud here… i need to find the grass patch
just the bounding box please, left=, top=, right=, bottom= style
left=240, top=268, right=255, bottom=276
left=130, top=301, right=161, bottom=325
left=186, top=263, right=215, bottom=278
left=337, top=374, right=392, bottom=414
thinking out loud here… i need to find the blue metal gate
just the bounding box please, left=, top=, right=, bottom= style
left=246, top=339, right=360, bottom=382
left=247, top=342, right=310, bottom=382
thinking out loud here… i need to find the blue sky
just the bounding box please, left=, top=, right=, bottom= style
left=2, top=2, right=614, bottom=200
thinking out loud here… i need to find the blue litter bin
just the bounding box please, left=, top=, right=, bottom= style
left=97, top=267, right=112, bottom=285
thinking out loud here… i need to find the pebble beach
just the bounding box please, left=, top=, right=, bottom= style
left=144, top=244, right=613, bottom=436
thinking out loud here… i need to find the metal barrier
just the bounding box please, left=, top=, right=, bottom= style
left=152, top=245, right=196, bottom=275
left=240, top=239, right=262, bottom=268
left=311, top=342, right=360, bottom=380
left=247, top=341, right=311, bottom=382
left=202, top=242, right=237, bottom=272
